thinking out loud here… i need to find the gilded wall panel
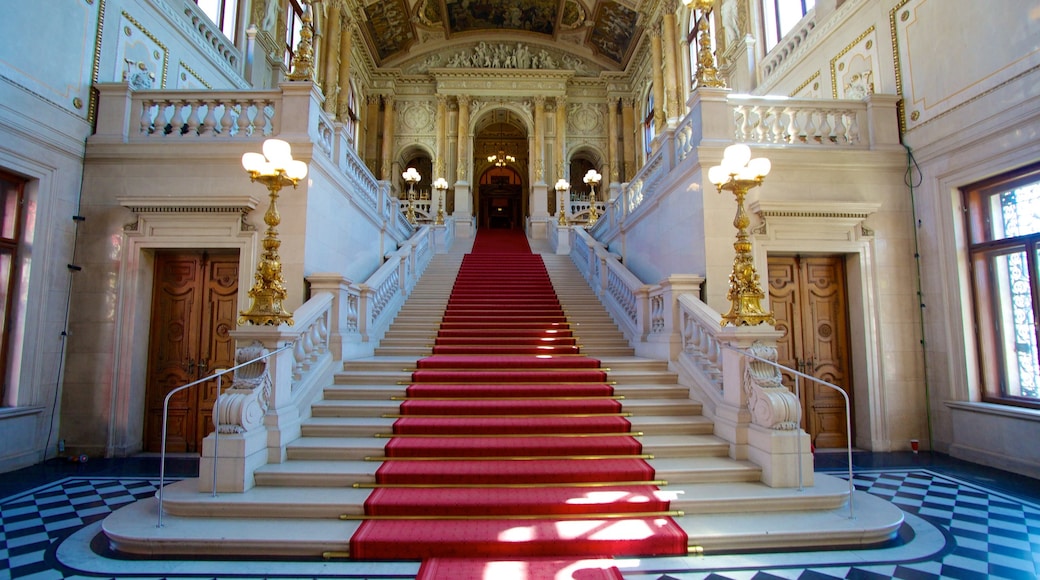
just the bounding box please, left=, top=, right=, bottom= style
left=830, top=26, right=877, bottom=100
left=891, top=0, right=1040, bottom=132
left=0, top=0, right=100, bottom=117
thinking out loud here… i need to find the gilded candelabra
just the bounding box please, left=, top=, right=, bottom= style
left=287, top=1, right=316, bottom=82
left=403, top=167, right=420, bottom=225
left=239, top=139, right=308, bottom=326
left=583, top=169, right=601, bottom=227
left=433, top=177, right=448, bottom=225
left=555, top=178, right=570, bottom=226
left=686, top=0, right=725, bottom=88
left=708, top=144, right=774, bottom=327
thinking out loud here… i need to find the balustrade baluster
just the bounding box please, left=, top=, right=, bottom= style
left=236, top=101, right=253, bottom=136
left=832, top=111, right=847, bottom=144
left=219, top=100, right=235, bottom=135
left=845, top=110, right=860, bottom=144
left=140, top=100, right=155, bottom=134
left=184, top=101, right=201, bottom=136
left=783, top=107, right=798, bottom=144
left=293, top=340, right=306, bottom=382
left=769, top=107, right=785, bottom=144
left=817, top=109, right=832, bottom=143
left=171, top=101, right=188, bottom=136
left=201, top=101, right=217, bottom=136
left=803, top=111, right=817, bottom=143
left=753, top=106, right=768, bottom=143
left=735, top=105, right=750, bottom=141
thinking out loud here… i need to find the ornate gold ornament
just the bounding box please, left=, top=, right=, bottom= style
left=685, top=0, right=726, bottom=88
left=287, top=1, right=316, bottom=82
left=707, top=144, right=775, bottom=327
left=239, top=139, right=308, bottom=326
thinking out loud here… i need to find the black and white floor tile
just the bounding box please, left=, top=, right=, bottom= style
left=1, top=457, right=1038, bottom=579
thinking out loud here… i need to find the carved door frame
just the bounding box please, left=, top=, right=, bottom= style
left=750, top=200, right=886, bottom=451
left=109, top=199, right=259, bottom=457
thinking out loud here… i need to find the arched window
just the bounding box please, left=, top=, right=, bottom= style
left=643, top=88, right=655, bottom=156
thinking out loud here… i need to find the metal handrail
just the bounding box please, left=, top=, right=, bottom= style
left=156, top=343, right=294, bottom=528
left=723, top=343, right=856, bottom=519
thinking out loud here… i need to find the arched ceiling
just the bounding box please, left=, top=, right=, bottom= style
left=345, top=0, right=653, bottom=74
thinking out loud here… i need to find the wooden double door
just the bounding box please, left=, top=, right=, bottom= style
left=144, top=251, right=239, bottom=453
left=768, top=256, right=853, bottom=449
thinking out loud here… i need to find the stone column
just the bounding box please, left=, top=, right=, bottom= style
left=606, top=97, right=619, bottom=184
left=321, top=0, right=341, bottom=114
left=662, top=4, right=681, bottom=126
left=454, top=96, right=473, bottom=236
left=621, top=97, right=636, bottom=181
left=364, top=94, right=380, bottom=173
left=555, top=96, right=567, bottom=182
left=650, top=24, right=666, bottom=135
left=433, top=94, right=448, bottom=218
left=380, top=95, right=395, bottom=181
left=555, top=96, right=568, bottom=220
left=335, top=12, right=353, bottom=120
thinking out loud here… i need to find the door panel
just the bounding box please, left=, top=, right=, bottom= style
left=767, top=256, right=853, bottom=449
left=145, top=251, right=238, bottom=453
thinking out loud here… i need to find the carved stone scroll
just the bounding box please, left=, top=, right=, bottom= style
left=213, top=343, right=272, bottom=434
left=743, top=341, right=801, bottom=430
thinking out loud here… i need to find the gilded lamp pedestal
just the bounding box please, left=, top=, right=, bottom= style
left=433, top=177, right=448, bottom=225
left=708, top=144, right=774, bottom=327
left=403, top=167, right=420, bottom=225
left=555, top=179, right=569, bottom=226
left=239, top=139, right=307, bottom=326
left=583, top=169, right=601, bottom=228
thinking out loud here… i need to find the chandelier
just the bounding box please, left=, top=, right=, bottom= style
left=487, top=151, right=516, bottom=167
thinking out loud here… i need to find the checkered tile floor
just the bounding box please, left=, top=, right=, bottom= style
left=1, top=469, right=1038, bottom=579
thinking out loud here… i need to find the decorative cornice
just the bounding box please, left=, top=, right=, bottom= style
left=119, top=195, right=260, bottom=214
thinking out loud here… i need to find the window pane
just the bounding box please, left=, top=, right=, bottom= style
left=0, top=174, right=18, bottom=240
left=989, top=248, right=1040, bottom=399
left=989, top=183, right=1040, bottom=241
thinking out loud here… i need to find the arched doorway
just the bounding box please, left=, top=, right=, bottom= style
left=478, top=166, right=523, bottom=229
left=474, top=109, right=528, bottom=230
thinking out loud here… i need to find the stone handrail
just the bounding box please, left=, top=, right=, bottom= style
left=620, top=90, right=898, bottom=225
left=571, top=228, right=649, bottom=345
left=729, top=97, right=863, bottom=146
left=132, top=90, right=281, bottom=139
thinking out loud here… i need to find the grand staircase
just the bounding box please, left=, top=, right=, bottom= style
left=102, top=233, right=903, bottom=563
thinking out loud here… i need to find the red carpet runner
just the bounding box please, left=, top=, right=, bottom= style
left=349, top=228, right=687, bottom=566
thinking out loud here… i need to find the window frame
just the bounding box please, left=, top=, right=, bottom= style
left=964, top=161, right=1040, bottom=410
left=194, top=0, right=240, bottom=43
left=643, top=88, right=655, bottom=157
left=760, top=0, right=815, bottom=53
left=284, top=0, right=306, bottom=70
left=0, top=170, right=25, bottom=405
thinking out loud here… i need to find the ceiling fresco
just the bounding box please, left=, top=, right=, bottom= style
left=352, top=0, right=646, bottom=72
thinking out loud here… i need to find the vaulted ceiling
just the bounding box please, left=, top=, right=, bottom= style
left=345, top=0, right=654, bottom=75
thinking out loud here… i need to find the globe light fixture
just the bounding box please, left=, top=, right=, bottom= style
left=488, top=151, right=516, bottom=167
left=239, top=138, right=308, bottom=326
left=708, top=143, right=774, bottom=327
left=554, top=178, right=570, bottom=226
